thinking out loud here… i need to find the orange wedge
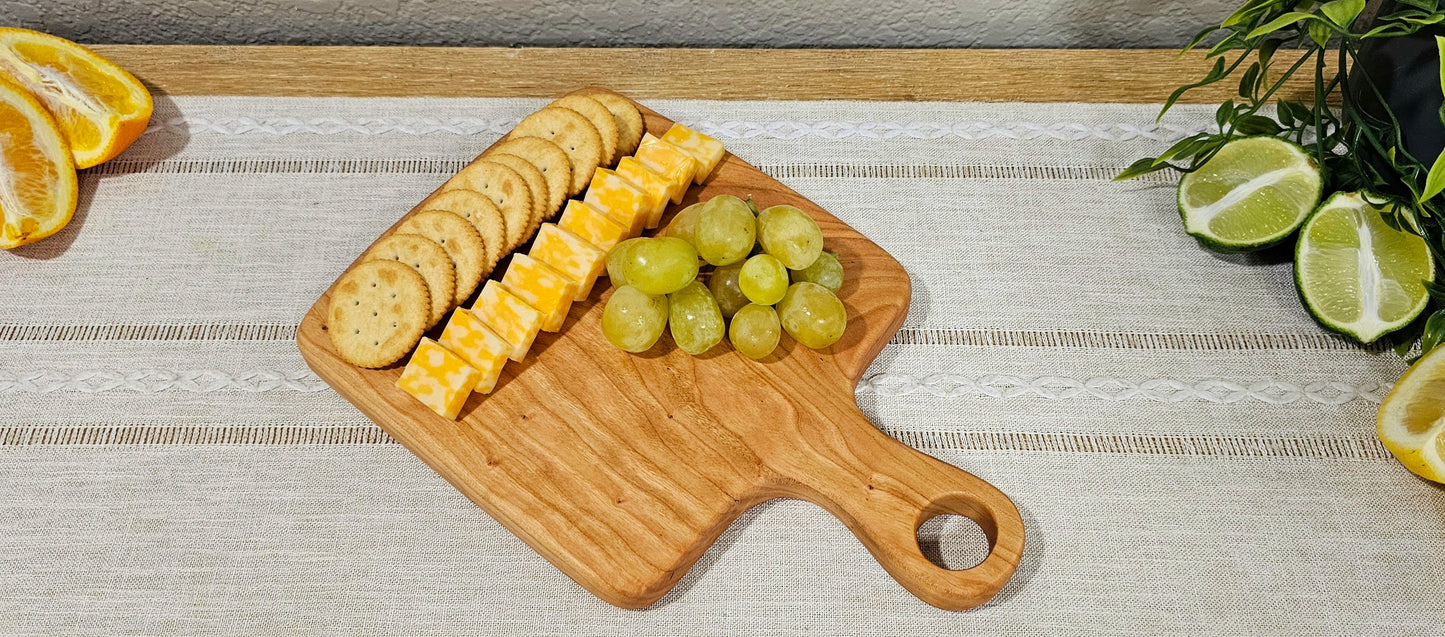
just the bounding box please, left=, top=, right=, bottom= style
left=0, top=75, right=77, bottom=249
left=0, top=28, right=151, bottom=169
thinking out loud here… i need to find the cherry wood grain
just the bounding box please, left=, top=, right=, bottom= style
left=296, top=90, right=1025, bottom=610
left=93, top=45, right=1322, bottom=104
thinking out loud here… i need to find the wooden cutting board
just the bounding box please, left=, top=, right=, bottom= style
left=297, top=90, right=1024, bottom=611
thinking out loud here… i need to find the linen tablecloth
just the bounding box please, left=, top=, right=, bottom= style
left=2, top=96, right=1441, bottom=634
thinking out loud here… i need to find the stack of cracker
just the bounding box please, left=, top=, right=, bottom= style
left=327, top=89, right=727, bottom=420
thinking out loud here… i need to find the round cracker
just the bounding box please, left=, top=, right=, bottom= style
left=490, top=137, right=571, bottom=218
left=418, top=189, right=508, bottom=272
left=484, top=152, right=549, bottom=234
left=551, top=95, right=620, bottom=167
left=397, top=210, right=486, bottom=306
left=509, top=107, right=602, bottom=196
left=446, top=160, right=533, bottom=253
left=328, top=260, right=429, bottom=368
left=364, top=234, right=455, bottom=328
left=588, top=92, right=644, bottom=158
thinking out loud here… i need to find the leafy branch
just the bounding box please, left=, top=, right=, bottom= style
left=1118, top=0, right=1445, bottom=356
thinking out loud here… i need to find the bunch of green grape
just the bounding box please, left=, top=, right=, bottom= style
left=601, top=194, right=847, bottom=358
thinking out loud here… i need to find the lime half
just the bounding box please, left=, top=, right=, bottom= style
left=1177, top=136, right=1323, bottom=252
left=1295, top=192, right=1435, bottom=344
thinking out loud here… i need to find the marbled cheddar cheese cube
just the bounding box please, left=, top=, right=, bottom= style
left=614, top=157, right=671, bottom=228
left=472, top=280, right=543, bottom=362
left=558, top=200, right=629, bottom=251
left=438, top=308, right=510, bottom=394
left=396, top=338, right=483, bottom=420
left=661, top=123, right=726, bottom=183
left=634, top=135, right=697, bottom=205
left=583, top=168, right=649, bottom=235
left=530, top=223, right=607, bottom=301
left=502, top=254, right=579, bottom=332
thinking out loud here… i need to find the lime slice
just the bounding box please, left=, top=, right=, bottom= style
left=1377, top=343, right=1445, bottom=483
left=1295, top=192, right=1435, bottom=343
left=1177, top=136, right=1323, bottom=252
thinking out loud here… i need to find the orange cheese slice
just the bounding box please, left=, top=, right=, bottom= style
left=634, top=135, right=696, bottom=205
left=614, top=157, right=671, bottom=228
left=583, top=168, right=649, bottom=235
left=472, top=280, right=544, bottom=361
left=660, top=123, right=726, bottom=184
left=396, top=338, right=484, bottom=419
left=502, top=253, right=580, bottom=332
left=438, top=308, right=511, bottom=394
left=530, top=223, right=607, bottom=301
left=558, top=200, right=629, bottom=251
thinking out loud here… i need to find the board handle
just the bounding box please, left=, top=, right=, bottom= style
left=785, top=413, right=1025, bottom=611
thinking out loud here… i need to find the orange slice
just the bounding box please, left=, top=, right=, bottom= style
left=0, top=28, right=152, bottom=169
left=0, top=76, right=77, bottom=249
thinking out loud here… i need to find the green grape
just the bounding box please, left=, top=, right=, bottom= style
left=660, top=201, right=707, bottom=244
left=605, top=237, right=648, bottom=287
left=728, top=303, right=781, bottom=359
left=776, top=282, right=846, bottom=349
left=790, top=250, right=843, bottom=292
left=756, top=204, right=823, bottom=270
left=738, top=254, right=788, bottom=305
left=694, top=195, right=755, bottom=266
left=668, top=281, right=725, bottom=355
left=622, top=237, right=699, bottom=295
left=709, top=261, right=749, bottom=318
left=602, top=285, right=669, bottom=352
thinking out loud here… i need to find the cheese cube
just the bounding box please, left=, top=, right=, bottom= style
left=558, top=200, right=629, bottom=251
left=634, top=135, right=697, bottom=204
left=472, top=280, right=544, bottom=361
left=396, top=338, right=483, bottom=420
left=660, top=123, right=726, bottom=183
left=583, top=168, right=649, bottom=235
left=530, top=223, right=607, bottom=301
left=501, top=253, right=579, bottom=332
left=614, top=157, right=671, bottom=228
left=438, top=308, right=510, bottom=394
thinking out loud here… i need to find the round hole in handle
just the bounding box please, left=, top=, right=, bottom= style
left=915, top=492, right=1004, bottom=572
left=916, top=515, right=989, bottom=571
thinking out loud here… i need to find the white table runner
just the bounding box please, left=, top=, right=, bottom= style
left=2, top=97, right=1441, bottom=634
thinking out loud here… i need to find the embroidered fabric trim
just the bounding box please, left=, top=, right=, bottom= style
left=142, top=115, right=1208, bottom=142
left=83, top=158, right=1177, bottom=183
left=0, top=369, right=328, bottom=393
left=0, top=368, right=1387, bottom=404
left=856, top=373, right=1389, bottom=405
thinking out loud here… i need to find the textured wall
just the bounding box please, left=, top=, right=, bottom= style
left=5, top=0, right=1236, bottom=48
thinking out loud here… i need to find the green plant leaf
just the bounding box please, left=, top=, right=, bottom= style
left=1235, top=114, right=1283, bottom=135
left=1182, top=26, right=1215, bottom=54
left=1222, top=0, right=1283, bottom=27
left=1258, top=38, right=1281, bottom=70
left=1206, top=32, right=1242, bottom=58
left=1425, top=279, right=1445, bottom=304
left=1114, top=157, right=1167, bottom=181
left=1239, top=63, right=1261, bottom=98
left=1396, top=0, right=1440, bottom=11
left=1216, top=99, right=1236, bottom=130
left=1422, top=36, right=1445, bottom=204
left=1403, top=13, right=1445, bottom=24
left=1159, top=57, right=1228, bottom=121
left=1360, top=23, right=1407, bottom=38
left=1246, top=11, right=1317, bottom=39
left=1421, top=309, right=1445, bottom=355
left=1321, top=0, right=1365, bottom=26
left=1308, top=19, right=1336, bottom=47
